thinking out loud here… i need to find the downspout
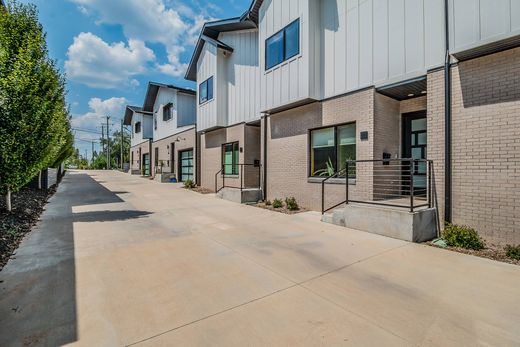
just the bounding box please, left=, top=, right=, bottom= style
left=149, top=139, right=153, bottom=177
left=444, top=0, right=452, bottom=223
left=262, top=114, right=268, bottom=201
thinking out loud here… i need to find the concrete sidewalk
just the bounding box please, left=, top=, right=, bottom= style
left=1, top=170, right=519, bottom=346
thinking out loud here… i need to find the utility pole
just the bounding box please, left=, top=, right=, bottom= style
left=106, top=116, right=110, bottom=170
left=121, top=119, right=124, bottom=170
left=101, top=124, right=105, bottom=162
left=91, top=141, right=94, bottom=162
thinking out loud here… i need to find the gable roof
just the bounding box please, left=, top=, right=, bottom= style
left=142, top=82, right=195, bottom=112
left=185, top=13, right=258, bottom=81
left=123, top=105, right=152, bottom=125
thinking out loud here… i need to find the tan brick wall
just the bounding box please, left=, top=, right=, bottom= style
left=266, top=89, right=375, bottom=211
left=130, top=141, right=151, bottom=174
left=151, top=127, right=196, bottom=181
left=200, top=123, right=257, bottom=191
left=427, top=69, right=446, bottom=229
left=449, top=47, right=520, bottom=244
left=400, top=96, right=427, bottom=114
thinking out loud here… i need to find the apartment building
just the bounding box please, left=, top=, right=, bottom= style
left=142, top=82, right=197, bottom=183
left=125, top=83, right=197, bottom=182
left=186, top=0, right=520, bottom=244
left=125, top=106, right=153, bottom=176
left=186, top=17, right=263, bottom=200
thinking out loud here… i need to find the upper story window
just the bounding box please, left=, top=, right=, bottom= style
left=163, top=103, right=173, bottom=121
left=135, top=121, right=141, bottom=134
left=265, top=19, right=300, bottom=70
left=310, top=123, right=356, bottom=177
left=154, top=115, right=157, bottom=130
left=199, top=76, right=214, bottom=104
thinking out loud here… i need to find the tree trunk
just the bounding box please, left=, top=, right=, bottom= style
left=6, top=189, right=11, bottom=212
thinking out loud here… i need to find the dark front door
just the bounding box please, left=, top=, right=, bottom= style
left=402, top=111, right=427, bottom=194
left=179, top=149, right=193, bottom=182
left=142, top=153, right=150, bottom=176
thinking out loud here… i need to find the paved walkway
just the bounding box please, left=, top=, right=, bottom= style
left=1, top=171, right=519, bottom=346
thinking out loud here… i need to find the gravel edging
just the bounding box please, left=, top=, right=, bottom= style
left=0, top=187, right=56, bottom=271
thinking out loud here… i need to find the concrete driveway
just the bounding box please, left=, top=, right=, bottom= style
left=1, top=170, right=519, bottom=346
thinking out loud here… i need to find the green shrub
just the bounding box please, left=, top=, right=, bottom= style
left=265, top=200, right=272, bottom=206
left=442, top=223, right=484, bottom=250
left=505, top=245, right=520, bottom=260
left=183, top=179, right=195, bottom=189
left=285, top=197, right=299, bottom=211
left=272, top=198, right=283, bottom=208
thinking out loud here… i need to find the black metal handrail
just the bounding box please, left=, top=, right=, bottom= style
left=321, top=167, right=348, bottom=215
left=345, top=158, right=433, bottom=212
left=215, top=163, right=262, bottom=193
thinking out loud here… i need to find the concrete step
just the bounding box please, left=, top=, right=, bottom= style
left=217, top=187, right=262, bottom=204
left=321, top=203, right=438, bottom=242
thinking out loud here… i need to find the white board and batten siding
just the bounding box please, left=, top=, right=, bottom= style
left=131, top=111, right=152, bottom=148
left=197, top=43, right=223, bottom=131
left=320, top=0, right=445, bottom=100
left=153, top=88, right=196, bottom=142
left=259, top=0, right=321, bottom=112
left=219, top=30, right=261, bottom=126
left=449, top=0, right=520, bottom=54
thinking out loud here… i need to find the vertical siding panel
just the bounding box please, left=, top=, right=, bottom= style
left=479, top=0, right=509, bottom=40
left=334, top=4, right=346, bottom=95
left=359, top=0, right=373, bottom=86
left=373, top=0, right=388, bottom=83
left=424, top=0, right=445, bottom=69
left=388, top=0, right=405, bottom=79
left=452, top=0, right=479, bottom=49
left=346, top=0, right=359, bottom=90
left=512, top=0, right=520, bottom=31
left=404, top=0, right=424, bottom=74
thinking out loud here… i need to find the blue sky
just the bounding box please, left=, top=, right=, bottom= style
left=17, top=0, right=250, bottom=158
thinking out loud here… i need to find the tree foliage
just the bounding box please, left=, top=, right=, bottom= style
left=0, top=1, right=73, bottom=208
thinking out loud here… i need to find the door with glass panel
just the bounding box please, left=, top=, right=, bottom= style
left=179, top=149, right=193, bottom=182
left=402, top=112, right=427, bottom=195
left=222, top=142, right=239, bottom=175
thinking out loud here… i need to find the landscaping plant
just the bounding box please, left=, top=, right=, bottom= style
left=505, top=245, right=520, bottom=260
left=183, top=179, right=196, bottom=189
left=0, top=1, right=73, bottom=211
left=442, top=223, right=484, bottom=250
left=272, top=198, right=283, bottom=208
left=285, top=197, right=299, bottom=211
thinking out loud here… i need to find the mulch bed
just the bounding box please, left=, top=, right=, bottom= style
left=254, top=202, right=307, bottom=215
left=0, top=187, right=56, bottom=271
left=186, top=186, right=213, bottom=194
left=427, top=242, right=520, bottom=266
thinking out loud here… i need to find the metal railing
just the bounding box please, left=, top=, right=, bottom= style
left=321, top=158, right=433, bottom=214
left=215, top=163, right=262, bottom=193
left=321, top=167, right=348, bottom=214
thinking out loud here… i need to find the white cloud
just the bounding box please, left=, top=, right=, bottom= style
left=71, top=97, right=127, bottom=130
left=65, top=32, right=155, bottom=88
left=69, top=0, right=212, bottom=79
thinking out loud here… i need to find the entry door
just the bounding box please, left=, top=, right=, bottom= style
left=402, top=111, right=427, bottom=193
left=143, top=153, right=150, bottom=176
left=179, top=149, right=193, bottom=182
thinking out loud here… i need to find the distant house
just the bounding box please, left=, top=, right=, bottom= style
left=124, top=106, right=153, bottom=176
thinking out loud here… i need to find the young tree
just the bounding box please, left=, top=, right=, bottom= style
left=0, top=1, right=72, bottom=211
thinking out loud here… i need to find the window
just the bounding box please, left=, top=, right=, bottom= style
left=154, top=147, right=159, bottom=167
left=199, top=76, right=214, bottom=104
left=310, top=123, right=356, bottom=177
left=154, top=115, right=157, bottom=130
left=179, top=149, right=194, bottom=182
left=222, top=142, right=239, bottom=175
left=163, top=103, right=173, bottom=121
left=265, top=19, right=300, bottom=70
left=135, top=121, right=141, bottom=133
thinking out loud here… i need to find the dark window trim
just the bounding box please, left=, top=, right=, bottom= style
left=199, top=76, right=214, bottom=104
left=308, top=121, right=356, bottom=178
left=135, top=121, right=141, bottom=134
left=265, top=18, right=300, bottom=71
left=178, top=148, right=194, bottom=182
left=221, top=141, right=239, bottom=176
left=163, top=102, right=173, bottom=122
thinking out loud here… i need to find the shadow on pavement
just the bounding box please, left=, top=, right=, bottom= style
left=0, top=172, right=143, bottom=346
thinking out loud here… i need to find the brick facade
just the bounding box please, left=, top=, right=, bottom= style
left=200, top=123, right=261, bottom=191
left=151, top=127, right=197, bottom=181
left=130, top=141, right=151, bottom=175
left=449, top=48, right=520, bottom=244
